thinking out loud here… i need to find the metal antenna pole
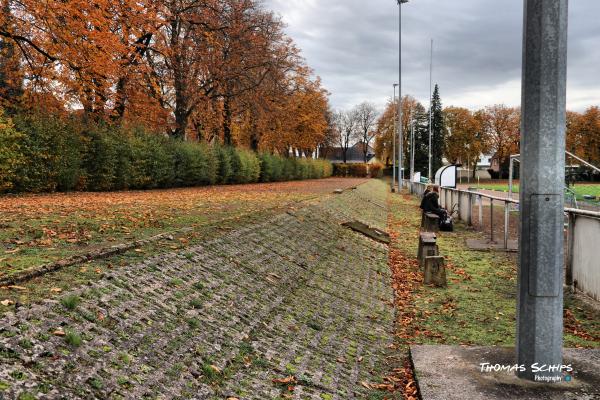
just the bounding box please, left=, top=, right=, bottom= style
left=517, top=0, right=568, bottom=382
left=397, top=1, right=405, bottom=190
left=428, top=38, right=433, bottom=182
left=410, top=109, right=415, bottom=182
left=392, top=84, right=398, bottom=191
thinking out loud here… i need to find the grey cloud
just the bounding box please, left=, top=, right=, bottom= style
left=265, top=0, right=600, bottom=112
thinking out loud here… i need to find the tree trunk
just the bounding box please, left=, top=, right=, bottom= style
left=223, top=96, right=233, bottom=145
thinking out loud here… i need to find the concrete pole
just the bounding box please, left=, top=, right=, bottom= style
left=517, top=0, right=568, bottom=381
left=397, top=1, right=405, bottom=190
left=410, top=112, right=415, bottom=182
left=428, top=39, right=433, bottom=182
left=392, top=85, right=398, bottom=191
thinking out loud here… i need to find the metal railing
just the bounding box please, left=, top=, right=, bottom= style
left=405, top=180, right=600, bottom=301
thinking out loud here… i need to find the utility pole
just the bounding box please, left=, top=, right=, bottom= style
left=410, top=109, right=415, bottom=183
left=428, top=38, right=433, bottom=182
left=517, top=0, right=568, bottom=382
left=397, top=0, right=409, bottom=190
left=392, top=84, right=398, bottom=192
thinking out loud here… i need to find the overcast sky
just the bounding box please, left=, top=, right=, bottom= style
left=264, top=0, right=600, bottom=112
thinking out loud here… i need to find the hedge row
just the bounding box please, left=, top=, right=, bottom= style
left=0, top=111, right=333, bottom=193
left=332, top=163, right=383, bottom=178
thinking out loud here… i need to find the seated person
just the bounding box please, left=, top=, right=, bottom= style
left=419, top=185, right=447, bottom=220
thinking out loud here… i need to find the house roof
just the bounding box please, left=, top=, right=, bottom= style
left=322, top=142, right=375, bottom=163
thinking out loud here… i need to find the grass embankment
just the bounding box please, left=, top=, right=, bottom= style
left=0, top=178, right=368, bottom=311
left=388, top=190, right=600, bottom=352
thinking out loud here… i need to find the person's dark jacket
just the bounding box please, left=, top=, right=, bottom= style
left=420, top=191, right=440, bottom=213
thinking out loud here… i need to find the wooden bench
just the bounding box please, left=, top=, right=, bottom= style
left=418, top=232, right=438, bottom=269
left=421, top=212, right=440, bottom=232
left=423, top=256, right=447, bottom=287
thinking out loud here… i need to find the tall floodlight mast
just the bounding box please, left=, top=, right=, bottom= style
left=396, top=0, right=409, bottom=190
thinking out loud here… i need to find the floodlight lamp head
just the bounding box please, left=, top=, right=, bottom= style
left=397, top=0, right=409, bottom=4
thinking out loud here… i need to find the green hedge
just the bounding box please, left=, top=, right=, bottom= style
left=0, top=110, right=333, bottom=193
left=258, top=153, right=332, bottom=182
left=333, top=163, right=369, bottom=177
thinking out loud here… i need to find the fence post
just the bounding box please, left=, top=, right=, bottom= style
left=565, top=212, right=575, bottom=288
left=467, top=193, right=473, bottom=226
left=478, top=195, right=483, bottom=228
left=504, top=201, right=510, bottom=249
left=490, top=199, right=494, bottom=243
left=457, top=191, right=462, bottom=221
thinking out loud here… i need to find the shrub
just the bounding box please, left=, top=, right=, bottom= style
left=0, top=109, right=335, bottom=193
left=12, top=113, right=84, bottom=192
left=487, top=168, right=500, bottom=180
left=333, top=163, right=369, bottom=177
left=349, top=163, right=368, bottom=177
left=129, top=132, right=173, bottom=189
left=369, top=163, right=384, bottom=178
left=258, top=153, right=276, bottom=182
left=0, top=110, right=23, bottom=192
left=172, top=140, right=215, bottom=187
left=240, top=149, right=261, bottom=183
left=83, top=125, right=120, bottom=191
left=214, top=143, right=233, bottom=184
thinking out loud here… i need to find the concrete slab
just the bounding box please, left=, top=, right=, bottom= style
left=466, top=238, right=518, bottom=252
left=411, top=345, right=600, bottom=400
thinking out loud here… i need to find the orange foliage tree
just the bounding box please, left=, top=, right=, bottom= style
left=0, top=0, right=330, bottom=155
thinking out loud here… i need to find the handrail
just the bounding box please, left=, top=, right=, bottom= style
left=407, top=180, right=600, bottom=218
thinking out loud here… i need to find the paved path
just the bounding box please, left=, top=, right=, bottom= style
left=1, top=181, right=397, bottom=399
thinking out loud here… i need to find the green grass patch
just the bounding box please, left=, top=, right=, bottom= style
left=389, top=190, right=600, bottom=348
left=64, top=330, right=83, bottom=347
left=476, top=182, right=600, bottom=201
left=60, top=295, right=80, bottom=310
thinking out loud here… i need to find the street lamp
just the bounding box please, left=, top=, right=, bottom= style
left=392, top=83, right=399, bottom=192
left=397, top=0, right=409, bottom=191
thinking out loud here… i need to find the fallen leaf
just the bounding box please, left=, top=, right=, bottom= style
left=272, top=376, right=296, bottom=385
left=7, top=285, right=27, bottom=291
left=209, top=365, right=221, bottom=373
left=361, top=381, right=372, bottom=389
left=1, top=299, right=14, bottom=306
left=53, top=329, right=66, bottom=336
left=50, top=287, right=63, bottom=293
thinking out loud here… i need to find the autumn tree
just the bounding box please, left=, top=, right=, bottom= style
left=0, top=2, right=23, bottom=111
left=0, top=0, right=159, bottom=119
left=317, top=107, right=339, bottom=158
left=443, top=106, right=487, bottom=177
left=354, top=102, right=379, bottom=162
left=0, top=0, right=331, bottom=153
left=476, top=104, right=520, bottom=178
left=374, top=95, right=420, bottom=168
left=334, top=109, right=359, bottom=163
left=576, top=106, right=600, bottom=169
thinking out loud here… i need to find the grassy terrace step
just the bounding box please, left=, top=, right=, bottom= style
left=0, top=180, right=397, bottom=399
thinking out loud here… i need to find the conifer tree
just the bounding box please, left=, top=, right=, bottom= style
left=430, top=84, right=445, bottom=174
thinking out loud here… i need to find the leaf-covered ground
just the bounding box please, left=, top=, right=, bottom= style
left=1, top=180, right=404, bottom=399
left=1, top=179, right=598, bottom=399
left=387, top=189, right=600, bottom=351
left=0, top=178, right=368, bottom=278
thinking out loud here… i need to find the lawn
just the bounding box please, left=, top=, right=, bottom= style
left=0, top=178, right=367, bottom=279
left=474, top=182, right=600, bottom=201
left=387, top=190, right=600, bottom=351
